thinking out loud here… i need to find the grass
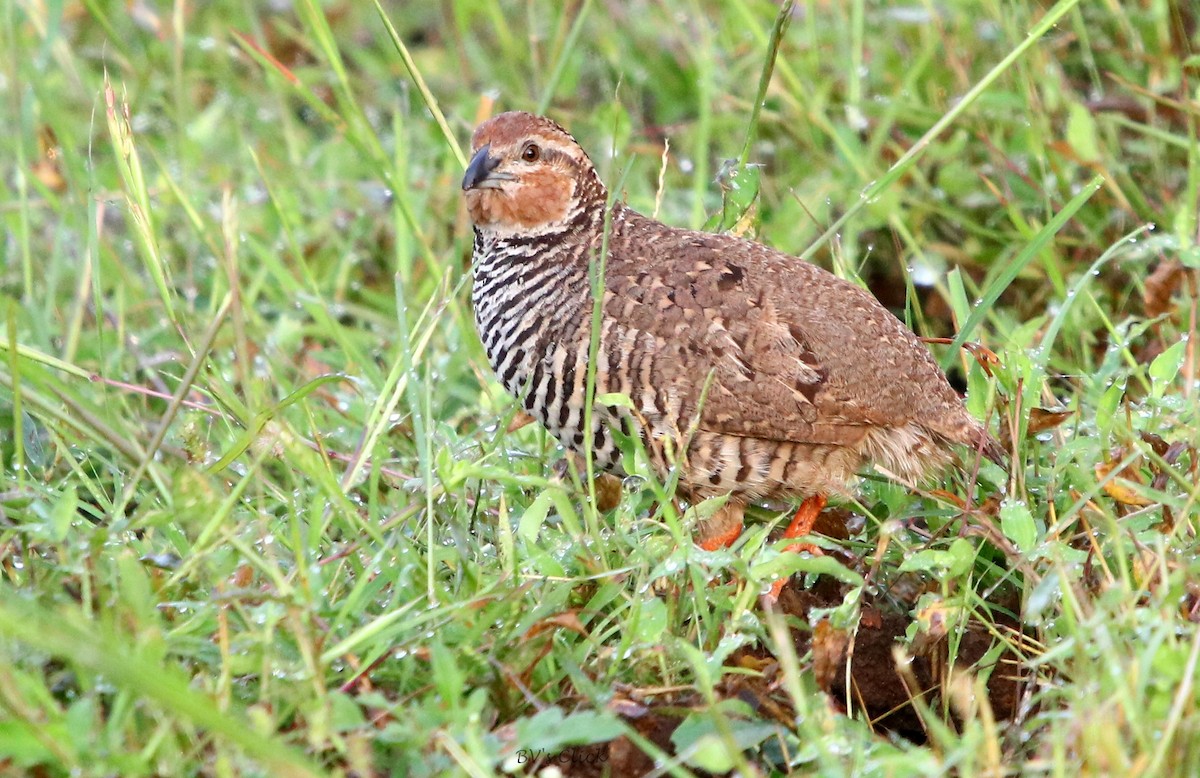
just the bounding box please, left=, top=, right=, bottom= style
left=1, top=0, right=1199, bottom=775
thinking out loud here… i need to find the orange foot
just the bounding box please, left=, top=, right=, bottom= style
left=696, top=502, right=745, bottom=551
left=765, top=494, right=827, bottom=602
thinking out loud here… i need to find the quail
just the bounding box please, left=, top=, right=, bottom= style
left=462, top=111, right=1003, bottom=594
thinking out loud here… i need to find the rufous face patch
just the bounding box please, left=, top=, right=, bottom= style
left=465, top=165, right=576, bottom=229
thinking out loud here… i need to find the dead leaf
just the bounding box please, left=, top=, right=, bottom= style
left=920, top=338, right=1001, bottom=376
left=524, top=610, right=590, bottom=640
left=1137, top=432, right=1195, bottom=532
left=734, top=653, right=776, bottom=673
left=1027, top=407, right=1073, bottom=436
left=31, top=159, right=66, bottom=192
left=915, top=600, right=958, bottom=643
left=812, top=619, right=850, bottom=691
left=607, top=697, right=649, bottom=718
left=231, top=564, right=253, bottom=588
left=1182, top=582, right=1200, bottom=624
left=1144, top=260, right=1185, bottom=318
left=962, top=342, right=1002, bottom=376
left=594, top=473, right=623, bottom=512
left=974, top=494, right=1002, bottom=517
left=812, top=505, right=853, bottom=540
left=927, top=489, right=966, bottom=509
left=860, top=607, right=883, bottom=629
left=1139, top=431, right=1171, bottom=459
left=1160, top=505, right=1176, bottom=534
left=1094, top=458, right=1154, bottom=507
left=506, top=411, right=537, bottom=433
left=32, top=124, right=66, bottom=193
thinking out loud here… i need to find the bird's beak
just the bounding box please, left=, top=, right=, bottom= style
left=462, top=144, right=510, bottom=190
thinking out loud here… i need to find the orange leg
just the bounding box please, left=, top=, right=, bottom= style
left=765, top=494, right=827, bottom=601
left=696, top=502, right=745, bottom=551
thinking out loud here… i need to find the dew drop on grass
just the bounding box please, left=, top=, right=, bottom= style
left=909, top=263, right=939, bottom=287
left=825, top=739, right=853, bottom=756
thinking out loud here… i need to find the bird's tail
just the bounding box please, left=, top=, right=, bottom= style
left=938, top=411, right=1008, bottom=470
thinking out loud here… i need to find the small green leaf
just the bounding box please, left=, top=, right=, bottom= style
left=1095, top=381, right=1124, bottom=434
left=715, top=162, right=762, bottom=233
left=689, top=734, right=737, bottom=774
left=50, top=486, right=77, bottom=542
left=595, top=392, right=636, bottom=409
left=1027, top=571, right=1062, bottom=619
left=999, top=500, right=1038, bottom=554
left=429, top=638, right=464, bottom=705
left=671, top=711, right=775, bottom=773
left=515, top=707, right=625, bottom=752
left=634, top=597, right=668, bottom=643
left=946, top=267, right=970, bottom=325
left=518, top=491, right=554, bottom=542
left=1148, top=339, right=1186, bottom=397
left=898, top=549, right=955, bottom=573
left=947, top=538, right=977, bottom=577
left=328, top=691, right=366, bottom=732
left=1066, top=102, right=1101, bottom=161
left=0, top=720, right=55, bottom=767
left=753, top=551, right=863, bottom=586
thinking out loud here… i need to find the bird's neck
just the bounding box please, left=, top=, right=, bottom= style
left=473, top=196, right=610, bottom=272
left=470, top=198, right=617, bottom=351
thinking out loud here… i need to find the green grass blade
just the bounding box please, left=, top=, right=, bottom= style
left=943, top=175, right=1103, bottom=365
left=799, top=0, right=1087, bottom=262
left=0, top=594, right=326, bottom=778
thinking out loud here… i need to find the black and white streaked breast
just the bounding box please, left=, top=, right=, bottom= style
left=470, top=229, right=625, bottom=471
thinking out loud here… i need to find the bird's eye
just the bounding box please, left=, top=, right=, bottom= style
left=521, top=143, right=541, bottom=162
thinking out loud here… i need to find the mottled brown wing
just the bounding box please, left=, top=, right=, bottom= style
left=601, top=211, right=933, bottom=448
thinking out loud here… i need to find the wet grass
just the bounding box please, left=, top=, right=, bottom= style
left=1, top=0, right=1198, bottom=775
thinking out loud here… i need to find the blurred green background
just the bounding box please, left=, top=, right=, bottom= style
left=1, top=1, right=1198, bottom=775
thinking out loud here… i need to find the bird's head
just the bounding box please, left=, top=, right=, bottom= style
left=462, top=111, right=606, bottom=235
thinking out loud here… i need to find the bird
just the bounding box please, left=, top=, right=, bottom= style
left=461, top=111, right=1004, bottom=597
